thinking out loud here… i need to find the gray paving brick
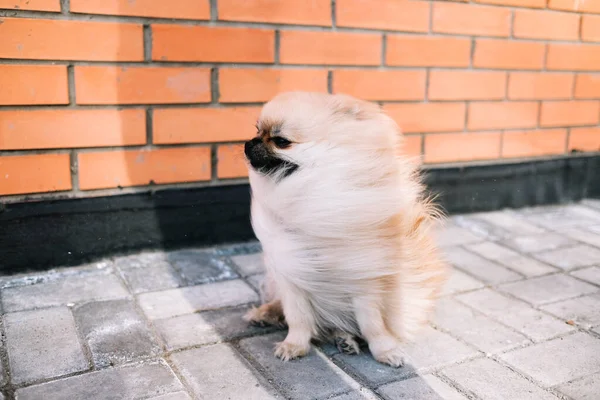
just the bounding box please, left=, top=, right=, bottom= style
left=532, top=245, right=600, bottom=271
left=113, top=251, right=169, bottom=269
left=563, top=227, right=600, bottom=248
left=468, top=211, right=546, bottom=236
left=5, top=307, right=88, bottom=385
left=0, top=362, right=5, bottom=388
left=327, top=391, right=371, bottom=400
left=73, top=300, right=161, bottom=368
left=247, top=273, right=264, bottom=292
left=440, top=358, right=558, bottom=400
left=440, top=268, right=484, bottom=296
left=238, top=332, right=353, bottom=400
left=456, top=289, right=574, bottom=341
left=332, top=351, right=416, bottom=387
left=572, top=266, right=600, bottom=286
left=500, top=332, right=600, bottom=387
left=167, top=249, right=238, bottom=285
left=170, top=343, right=280, bottom=399
left=499, top=274, right=598, bottom=306
left=443, top=247, right=521, bottom=284
left=436, top=225, right=483, bottom=248
left=317, top=341, right=341, bottom=357
left=519, top=204, right=600, bottom=229
left=0, top=260, right=114, bottom=290
left=433, top=298, right=530, bottom=353
left=378, top=375, right=468, bottom=400
left=0, top=332, right=6, bottom=387
left=582, top=199, right=600, bottom=210
left=137, top=279, right=258, bottom=320
left=15, top=360, right=184, bottom=400
left=540, top=294, right=600, bottom=329
left=147, top=392, right=192, bottom=400
left=2, top=273, right=129, bottom=312
left=556, top=372, right=600, bottom=400
left=119, top=263, right=183, bottom=294
left=501, top=233, right=576, bottom=254
left=154, top=307, right=275, bottom=351
left=496, top=255, right=557, bottom=277
left=333, top=326, right=476, bottom=386
left=405, top=326, right=478, bottom=371
left=451, top=215, right=508, bottom=241
left=464, top=241, right=521, bottom=260
left=465, top=242, right=557, bottom=276
left=231, top=253, right=265, bottom=276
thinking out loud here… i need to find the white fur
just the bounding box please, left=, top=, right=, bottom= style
left=247, top=92, right=448, bottom=364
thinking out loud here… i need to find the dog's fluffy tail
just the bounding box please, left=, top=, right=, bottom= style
left=387, top=178, right=449, bottom=342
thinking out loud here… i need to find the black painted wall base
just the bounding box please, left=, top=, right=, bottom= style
left=2, top=155, right=599, bottom=274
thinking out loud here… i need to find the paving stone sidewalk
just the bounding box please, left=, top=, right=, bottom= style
left=1, top=200, right=600, bottom=400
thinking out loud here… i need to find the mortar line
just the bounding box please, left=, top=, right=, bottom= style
left=143, top=25, right=152, bottom=61
left=209, top=0, right=218, bottom=21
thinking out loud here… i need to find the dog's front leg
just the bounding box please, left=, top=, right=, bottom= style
left=353, top=296, right=406, bottom=367
left=274, top=284, right=314, bottom=361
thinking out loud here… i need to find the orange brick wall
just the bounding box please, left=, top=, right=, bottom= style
left=1, top=0, right=599, bottom=201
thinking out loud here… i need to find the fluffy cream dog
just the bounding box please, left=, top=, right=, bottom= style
left=243, top=92, right=448, bottom=367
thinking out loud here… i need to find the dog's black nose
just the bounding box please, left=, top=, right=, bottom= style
left=245, top=137, right=262, bottom=158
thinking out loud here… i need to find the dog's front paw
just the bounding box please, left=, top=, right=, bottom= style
left=373, top=346, right=406, bottom=368
left=274, top=341, right=310, bottom=361
left=369, top=338, right=407, bottom=368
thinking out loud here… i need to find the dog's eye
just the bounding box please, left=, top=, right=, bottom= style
left=272, top=136, right=292, bottom=149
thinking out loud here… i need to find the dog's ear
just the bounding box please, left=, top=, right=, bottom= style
left=331, top=95, right=381, bottom=121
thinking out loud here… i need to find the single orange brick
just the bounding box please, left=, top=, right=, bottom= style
left=0, top=154, right=71, bottom=196
left=219, top=0, right=331, bottom=26
left=152, top=25, right=274, bottom=63
left=333, top=70, right=426, bottom=101
left=153, top=107, right=261, bottom=144
left=428, top=70, right=507, bottom=101
left=400, top=135, right=423, bottom=160
left=383, top=103, right=466, bottom=134
left=508, top=72, right=574, bottom=100
left=424, top=132, right=501, bottom=163
left=0, top=65, right=68, bottom=106
left=70, top=0, right=209, bottom=19
left=0, top=18, right=143, bottom=61
left=0, top=109, right=145, bottom=150
left=280, top=31, right=381, bottom=66
left=336, top=0, right=429, bottom=32
left=0, top=0, right=60, bottom=11
left=502, top=129, right=567, bottom=158
left=218, top=144, right=248, bottom=179
left=513, top=9, right=580, bottom=41
left=386, top=35, right=471, bottom=67
left=74, top=66, right=211, bottom=105
left=582, top=16, right=600, bottom=42
left=468, top=102, right=539, bottom=130
left=219, top=69, right=328, bottom=103
left=547, top=43, right=600, bottom=71
left=540, top=101, right=600, bottom=127
left=575, top=74, right=600, bottom=99
left=474, top=39, right=545, bottom=70
left=78, top=147, right=211, bottom=190
left=569, top=127, right=600, bottom=152
left=548, top=0, right=600, bottom=13
left=474, top=0, right=545, bottom=7
left=433, top=2, right=511, bottom=37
